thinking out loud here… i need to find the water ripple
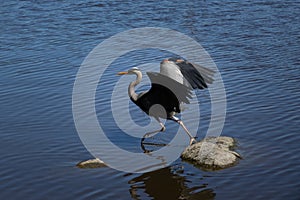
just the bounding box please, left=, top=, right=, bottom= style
left=1, top=0, right=300, bottom=199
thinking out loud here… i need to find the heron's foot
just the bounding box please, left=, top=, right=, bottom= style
left=142, top=126, right=166, bottom=140
left=143, top=132, right=156, bottom=139
left=189, top=137, right=197, bottom=146
left=141, top=139, right=168, bottom=154
left=140, top=132, right=158, bottom=151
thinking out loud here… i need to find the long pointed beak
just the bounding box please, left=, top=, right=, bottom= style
left=117, top=71, right=128, bottom=75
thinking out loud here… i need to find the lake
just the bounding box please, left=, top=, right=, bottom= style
left=0, top=0, right=299, bottom=199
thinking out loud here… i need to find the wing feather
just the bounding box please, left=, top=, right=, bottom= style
left=160, top=58, right=215, bottom=89
left=146, top=72, right=192, bottom=104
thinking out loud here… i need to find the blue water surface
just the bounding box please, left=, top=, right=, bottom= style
left=0, top=1, right=299, bottom=199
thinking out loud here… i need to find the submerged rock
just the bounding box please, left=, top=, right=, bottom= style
left=76, top=158, right=106, bottom=169
left=181, top=136, right=241, bottom=170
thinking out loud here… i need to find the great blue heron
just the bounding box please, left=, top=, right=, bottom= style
left=117, top=58, right=214, bottom=146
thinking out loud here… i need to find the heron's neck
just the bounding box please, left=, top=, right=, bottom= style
left=129, top=71, right=142, bottom=101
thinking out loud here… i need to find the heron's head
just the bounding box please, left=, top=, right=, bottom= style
left=117, top=67, right=141, bottom=76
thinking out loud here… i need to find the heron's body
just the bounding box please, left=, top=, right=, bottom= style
left=132, top=82, right=180, bottom=119
left=118, top=58, right=214, bottom=145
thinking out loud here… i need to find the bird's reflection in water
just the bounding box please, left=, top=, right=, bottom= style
left=128, top=166, right=215, bottom=200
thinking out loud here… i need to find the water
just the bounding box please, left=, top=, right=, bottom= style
left=1, top=0, right=299, bottom=199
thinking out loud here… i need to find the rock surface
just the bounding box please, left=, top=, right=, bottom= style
left=76, top=158, right=106, bottom=169
left=77, top=137, right=241, bottom=170
left=181, top=136, right=241, bottom=170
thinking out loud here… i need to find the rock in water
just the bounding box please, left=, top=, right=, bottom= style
left=181, top=136, right=241, bottom=170
left=76, top=158, right=106, bottom=169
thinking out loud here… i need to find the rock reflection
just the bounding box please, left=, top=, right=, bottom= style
left=128, top=166, right=215, bottom=200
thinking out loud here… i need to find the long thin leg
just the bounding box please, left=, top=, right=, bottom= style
left=170, top=116, right=197, bottom=145
left=142, top=118, right=165, bottom=140
left=141, top=118, right=166, bottom=153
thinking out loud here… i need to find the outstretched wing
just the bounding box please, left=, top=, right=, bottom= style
left=160, top=58, right=215, bottom=89
left=146, top=72, right=192, bottom=104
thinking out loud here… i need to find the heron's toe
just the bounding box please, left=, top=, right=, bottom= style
left=189, top=138, right=197, bottom=146
left=160, top=126, right=166, bottom=132
left=143, top=133, right=152, bottom=138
